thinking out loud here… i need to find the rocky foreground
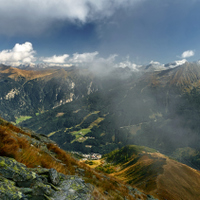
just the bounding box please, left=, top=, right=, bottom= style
left=0, top=155, right=159, bottom=200
left=0, top=117, right=159, bottom=200
left=0, top=156, right=93, bottom=200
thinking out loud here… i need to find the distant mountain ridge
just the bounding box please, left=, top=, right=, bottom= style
left=149, top=62, right=200, bottom=89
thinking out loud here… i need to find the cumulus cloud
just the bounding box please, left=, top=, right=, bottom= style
left=0, top=0, right=140, bottom=35
left=181, top=50, right=195, bottom=58
left=0, top=42, right=36, bottom=66
left=68, top=52, right=120, bottom=76
left=115, top=56, right=138, bottom=70
left=0, top=42, right=139, bottom=76
left=42, top=51, right=138, bottom=75
left=146, top=60, right=165, bottom=71
left=149, top=60, right=161, bottom=65
left=43, top=54, right=69, bottom=63
left=69, top=52, right=99, bottom=63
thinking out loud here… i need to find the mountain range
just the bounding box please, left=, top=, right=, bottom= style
left=1, top=61, right=200, bottom=199
left=9, top=61, right=200, bottom=169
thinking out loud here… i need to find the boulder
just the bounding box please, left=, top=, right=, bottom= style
left=52, top=176, right=94, bottom=200
left=49, top=168, right=60, bottom=186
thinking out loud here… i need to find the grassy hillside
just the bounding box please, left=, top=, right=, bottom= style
left=0, top=117, right=155, bottom=200
left=2, top=115, right=200, bottom=199
left=91, top=145, right=200, bottom=200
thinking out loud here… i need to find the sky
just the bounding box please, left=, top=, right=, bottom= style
left=0, top=0, right=200, bottom=68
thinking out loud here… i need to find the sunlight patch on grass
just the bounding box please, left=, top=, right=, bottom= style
left=16, top=116, right=32, bottom=124
left=48, top=131, right=59, bottom=137
left=84, top=159, right=102, bottom=169
left=89, top=117, right=104, bottom=128
left=56, top=112, right=65, bottom=117
left=71, top=129, right=91, bottom=143
left=75, top=111, right=100, bottom=128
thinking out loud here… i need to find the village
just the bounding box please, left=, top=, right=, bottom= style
left=71, top=151, right=102, bottom=161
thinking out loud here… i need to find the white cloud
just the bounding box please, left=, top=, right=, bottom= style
left=175, top=59, right=187, bottom=66
left=42, top=52, right=140, bottom=74
left=69, top=52, right=99, bottom=63
left=150, top=60, right=161, bottom=65
left=146, top=60, right=165, bottom=71
left=0, top=0, right=140, bottom=35
left=0, top=42, right=36, bottom=66
left=43, top=54, right=69, bottom=63
left=42, top=51, right=128, bottom=75
left=115, top=57, right=138, bottom=70
left=0, top=42, right=138, bottom=75
left=181, top=50, right=195, bottom=58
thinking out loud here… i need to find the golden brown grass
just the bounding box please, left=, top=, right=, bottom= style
left=156, top=157, right=200, bottom=200
left=0, top=66, right=56, bottom=81
left=0, top=125, right=69, bottom=174
left=0, top=119, right=31, bottom=137
left=100, top=150, right=200, bottom=200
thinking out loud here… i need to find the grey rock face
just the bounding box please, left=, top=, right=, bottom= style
left=0, top=156, right=37, bottom=184
left=49, top=168, right=60, bottom=186
left=0, top=156, right=94, bottom=200
left=52, top=176, right=93, bottom=200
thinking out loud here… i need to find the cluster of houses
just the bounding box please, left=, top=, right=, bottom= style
left=71, top=151, right=102, bottom=160
left=82, top=153, right=102, bottom=160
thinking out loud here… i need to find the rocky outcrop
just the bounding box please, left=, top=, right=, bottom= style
left=0, top=156, right=94, bottom=200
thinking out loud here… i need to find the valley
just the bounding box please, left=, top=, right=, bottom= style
left=1, top=62, right=200, bottom=199
left=13, top=62, right=200, bottom=170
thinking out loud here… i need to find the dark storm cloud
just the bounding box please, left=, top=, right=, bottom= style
left=0, top=0, right=141, bottom=36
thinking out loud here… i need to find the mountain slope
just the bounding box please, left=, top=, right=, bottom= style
left=1, top=116, right=200, bottom=199
left=96, top=145, right=200, bottom=200
left=0, top=117, right=156, bottom=200
left=148, top=62, right=200, bottom=89
left=0, top=64, right=99, bottom=122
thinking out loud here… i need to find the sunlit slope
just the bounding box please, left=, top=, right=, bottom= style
left=100, top=145, right=200, bottom=200
left=0, top=64, right=56, bottom=80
